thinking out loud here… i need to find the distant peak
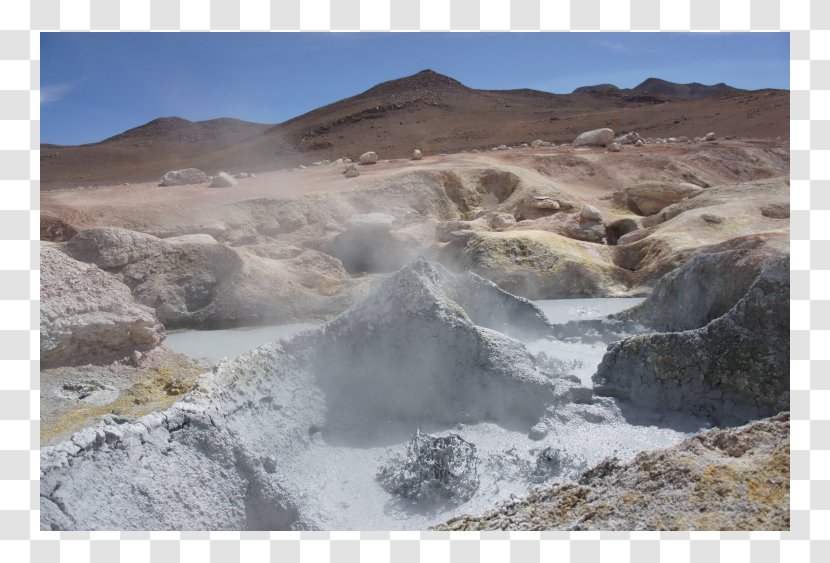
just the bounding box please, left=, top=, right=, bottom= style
left=360, top=69, right=468, bottom=98
left=572, top=83, right=620, bottom=94
left=146, top=116, right=192, bottom=125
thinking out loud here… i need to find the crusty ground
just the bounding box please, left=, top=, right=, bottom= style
left=436, top=412, right=789, bottom=531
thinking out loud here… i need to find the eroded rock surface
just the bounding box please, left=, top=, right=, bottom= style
left=64, top=227, right=364, bottom=328
left=41, top=247, right=165, bottom=368
left=593, top=256, right=789, bottom=425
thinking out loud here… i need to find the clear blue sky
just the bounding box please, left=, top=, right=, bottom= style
left=41, top=32, right=789, bottom=146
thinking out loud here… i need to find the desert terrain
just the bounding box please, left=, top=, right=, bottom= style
left=39, top=71, right=789, bottom=531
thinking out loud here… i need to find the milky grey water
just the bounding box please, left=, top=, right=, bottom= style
left=164, top=323, right=319, bottom=364
left=164, top=298, right=645, bottom=367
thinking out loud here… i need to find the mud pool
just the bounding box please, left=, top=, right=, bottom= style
left=155, top=296, right=708, bottom=530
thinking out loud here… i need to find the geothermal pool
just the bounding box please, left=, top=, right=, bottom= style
left=159, top=296, right=709, bottom=530
left=166, top=298, right=645, bottom=365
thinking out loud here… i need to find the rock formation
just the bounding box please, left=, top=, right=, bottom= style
left=40, top=247, right=164, bottom=368
left=593, top=256, right=789, bottom=425
left=64, top=227, right=364, bottom=328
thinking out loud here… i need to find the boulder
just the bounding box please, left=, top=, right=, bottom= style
left=359, top=151, right=379, bottom=164
left=40, top=247, right=164, bottom=368
left=620, top=181, right=704, bottom=215
left=572, top=128, right=615, bottom=147
left=159, top=168, right=207, bottom=187
left=344, top=164, right=359, bottom=178
left=606, top=142, right=621, bottom=152
left=412, top=149, right=423, bottom=160
left=704, top=132, right=716, bottom=141
left=580, top=204, right=603, bottom=222
left=489, top=213, right=517, bottom=230
left=210, top=172, right=237, bottom=188
left=522, top=196, right=560, bottom=212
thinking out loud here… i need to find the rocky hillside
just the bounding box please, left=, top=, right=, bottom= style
left=40, top=70, right=788, bottom=189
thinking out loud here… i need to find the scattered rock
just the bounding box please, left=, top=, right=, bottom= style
left=159, top=168, right=207, bottom=187
left=580, top=204, right=603, bottom=222
left=359, top=151, right=379, bottom=164
left=489, top=213, right=517, bottom=230
left=412, top=149, right=423, bottom=160
left=701, top=213, right=723, bottom=224
left=614, top=132, right=642, bottom=145
left=607, top=142, right=621, bottom=152
left=704, top=132, right=716, bottom=141
left=572, top=128, right=615, bottom=147
left=344, top=164, right=359, bottom=178
left=210, top=172, right=237, bottom=188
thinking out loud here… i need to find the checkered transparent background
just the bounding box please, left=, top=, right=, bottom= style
left=0, top=0, right=825, bottom=561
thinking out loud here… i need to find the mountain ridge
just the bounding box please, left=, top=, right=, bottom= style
left=40, top=70, right=789, bottom=189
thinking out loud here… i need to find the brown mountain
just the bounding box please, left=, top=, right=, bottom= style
left=632, top=77, right=739, bottom=99
left=40, top=69, right=788, bottom=190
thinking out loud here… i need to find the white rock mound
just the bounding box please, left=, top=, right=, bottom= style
left=40, top=259, right=586, bottom=530
left=159, top=168, right=206, bottom=187
left=40, top=247, right=164, bottom=369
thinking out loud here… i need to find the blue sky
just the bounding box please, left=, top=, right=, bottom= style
left=41, top=32, right=789, bottom=145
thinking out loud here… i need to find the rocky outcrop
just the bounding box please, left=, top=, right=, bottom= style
left=159, top=168, right=206, bottom=187
left=437, top=413, right=789, bottom=531
left=210, top=172, right=237, bottom=188
left=593, top=256, right=789, bottom=425
left=458, top=231, right=629, bottom=299
left=613, top=248, right=773, bottom=332
left=64, top=227, right=364, bottom=329
left=40, top=247, right=164, bottom=369
left=572, top=128, right=615, bottom=147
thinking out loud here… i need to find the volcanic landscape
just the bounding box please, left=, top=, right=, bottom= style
left=40, top=70, right=789, bottom=531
